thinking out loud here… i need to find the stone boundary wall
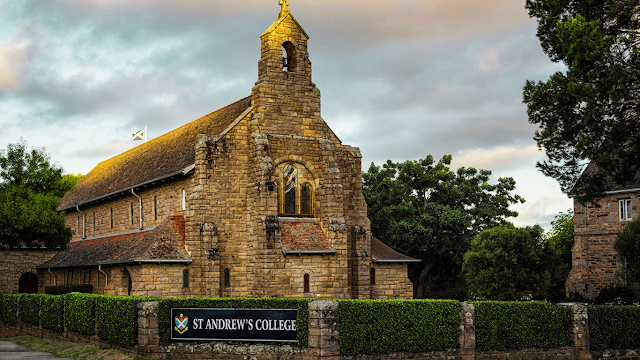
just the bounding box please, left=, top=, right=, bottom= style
left=1, top=301, right=639, bottom=360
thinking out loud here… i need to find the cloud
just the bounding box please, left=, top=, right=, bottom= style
left=0, top=42, right=27, bottom=90
left=450, top=145, right=540, bottom=171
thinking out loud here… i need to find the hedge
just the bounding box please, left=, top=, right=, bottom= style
left=41, top=295, right=64, bottom=332
left=158, top=297, right=312, bottom=347
left=473, top=301, right=573, bottom=351
left=96, top=295, right=155, bottom=346
left=338, top=299, right=461, bottom=356
left=589, top=305, right=640, bottom=351
left=45, top=284, right=93, bottom=295
left=19, top=294, right=42, bottom=326
left=0, top=294, right=19, bottom=325
left=66, top=293, right=101, bottom=336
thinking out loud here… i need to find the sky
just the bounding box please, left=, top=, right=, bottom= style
left=0, top=0, right=572, bottom=230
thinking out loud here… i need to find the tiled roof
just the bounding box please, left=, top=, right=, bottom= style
left=280, top=219, right=336, bottom=255
left=571, top=162, right=640, bottom=196
left=58, top=97, right=252, bottom=210
left=371, top=236, right=420, bottom=263
left=37, top=213, right=190, bottom=269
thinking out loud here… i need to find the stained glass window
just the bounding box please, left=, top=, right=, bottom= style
left=284, top=164, right=297, bottom=215
left=301, top=184, right=312, bottom=215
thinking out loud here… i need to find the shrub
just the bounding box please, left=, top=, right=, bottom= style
left=338, top=299, right=461, bottom=356
left=591, top=284, right=636, bottom=305
left=41, top=295, right=64, bottom=332
left=96, top=296, right=155, bottom=346
left=45, top=284, right=93, bottom=295
left=65, top=293, right=101, bottom=336
left=0, top=294, right=19, bottom=325
left=473, top=301, right=573, bottom=351
left=589, top=305, right=640, bottom=350
left=158, top=297, right=312, bottom=347
left=19, top=294, right=42, bottom=326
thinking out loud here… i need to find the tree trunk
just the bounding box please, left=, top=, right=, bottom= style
left=415, top=261, right=435, bottom=299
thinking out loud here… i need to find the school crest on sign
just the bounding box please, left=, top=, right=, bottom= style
left=174, top=313, right=188, bottom=334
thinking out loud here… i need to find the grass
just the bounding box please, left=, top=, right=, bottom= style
left=0, top=336, right=136, bottom=360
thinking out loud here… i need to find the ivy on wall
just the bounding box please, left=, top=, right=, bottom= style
left=65, top=293, right=101, bottom=336
left=18, top=294, right=42, bottom=326
left=338, top=299, right=462, bottom=356
left=473, top=301, right=573, bottom=351
left=96, top=296, right=156, bottom=346
left=0, top=294, right=19, bottom=325
left=589, top=305, right=640, bottom=351
left=41, top=295, right=64, bottom=333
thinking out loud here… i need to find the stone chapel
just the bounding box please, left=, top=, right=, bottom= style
left=3, top=3, right=419, bottom=299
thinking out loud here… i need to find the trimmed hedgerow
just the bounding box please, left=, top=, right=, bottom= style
left=1, top=294, right=19, bottom=325
left=45, top=284, right=93, bottom=295
left=41, top=295, right=64, bottom=332
left=589, top=305, right=640, bottom=351
left=18, top=294, right=42, bottom=326
left=158, top=297, right=313, bottom=347
left=65, top=293, right=101, bottom=336
left=338, top=299, right=461, bottom=356
left=473, top=301, right=572, bottom=351
left=96, top=296, right=156, bottom=346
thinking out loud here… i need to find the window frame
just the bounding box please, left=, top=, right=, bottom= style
left=279, top=163, right=314, bottom=217
left=619, top=199, right=632, bottom=221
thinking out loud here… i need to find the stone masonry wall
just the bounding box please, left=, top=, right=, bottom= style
left=5, top=300, right=639, bottom=360
left=63, top=177, right=192, bottom=241
left=0, top=249, right=59, bottom=294
left=567, top=191, right=640, bottom=298
left=371, top=263, right=414, bottom=300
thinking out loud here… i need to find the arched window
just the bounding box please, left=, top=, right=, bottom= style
left=303, top=274, right=310, bottom=293
left=182, top=189, right=186, bottom=211
left=122, top=268, right=132, bottom=296
left=301, top=183, right=313, bottom=215
left=280, top=164, right=314, bottom=217
left=283, top=164, right=297, bottom=215
left=282, top=41, right=296, bottom=72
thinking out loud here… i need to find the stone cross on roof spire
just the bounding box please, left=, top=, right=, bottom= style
left=279, top=0, right=289, bottom=16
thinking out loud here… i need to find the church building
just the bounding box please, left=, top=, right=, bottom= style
left=25, top=2, right=419, bottom=299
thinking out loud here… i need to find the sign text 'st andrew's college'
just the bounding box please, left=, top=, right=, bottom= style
left=171, top=308, right=298, bottom=342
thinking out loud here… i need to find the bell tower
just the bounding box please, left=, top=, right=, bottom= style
left=251, top=0, right=321, bottom=136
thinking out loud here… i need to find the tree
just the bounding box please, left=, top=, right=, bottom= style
left=545, top=209, right=574, bottom=267
left=363, top=155, right=524, bottom=299
left=614, top=216, right=640, bottom=285
left=0, top=140, right=81, bottom=249
left=463, top=224, right=566, bottom=301
left=524, top=0, right=640, bottom=203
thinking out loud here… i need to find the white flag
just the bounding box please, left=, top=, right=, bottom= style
left=132, top=128, right=145, bottom=141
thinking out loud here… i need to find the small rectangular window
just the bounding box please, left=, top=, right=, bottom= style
left=224, top=269, right=230, bottom=287
left=183, top=269, right=189, bottom=288
left=131, top=202, right=134, bottom=225
left=110, top=208, right=113, bottom=229
left=182, top=189, right=186, bottom=211
left=154, top=196, right=158, bottom=220
left=620, top=199, right=632, bottom=221
left=303, top=274, right=310, bottom=293
left=370, top=268, right=376, bottom=285
left=93, top=212, right=96, bottom=233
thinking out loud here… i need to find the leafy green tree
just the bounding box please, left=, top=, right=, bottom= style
left=363, top=155, right=524, bottom=299
left=524, top=0, right=640, bottom=203
left=545, top=209, right=574, bottom=268
left=614, top=216, right=640, bottom=285
left=0, top=140, right=81, bottom=249
left=463, top=224, right=565, bottom=301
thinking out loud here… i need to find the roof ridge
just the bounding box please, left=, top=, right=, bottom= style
left=92, top=96, right=251, bottom=167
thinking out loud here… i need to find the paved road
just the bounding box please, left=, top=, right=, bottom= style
left=0, top=341, right=72, bottom=360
